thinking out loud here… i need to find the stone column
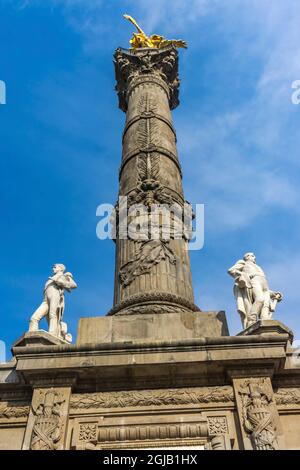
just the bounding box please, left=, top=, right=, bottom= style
left=109, top=46, right=199, bottom=316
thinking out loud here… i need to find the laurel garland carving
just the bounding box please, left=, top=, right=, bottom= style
left=70, top=386, right=234, bottom=410
left=275, top=388, right=300, bottom=405
left=107, top=291, right=200, bottom=315
left=0, top=402, right=30, bottom=419
left=115, top=304, right=191, bottom=315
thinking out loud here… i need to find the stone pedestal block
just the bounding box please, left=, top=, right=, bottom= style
left=12, top=331, right=68, bottom=351
left=77, top=310, right=229, bottom=345
left=237, top=320, right=294, bottom=344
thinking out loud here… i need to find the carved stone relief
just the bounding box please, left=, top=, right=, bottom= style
left=114, top=47, right=180, bottom=112
left=70, top=386, right=234, bottom=411
left=237, top=378, right=279, bottom=450
left=0, top=402, right=29, bottom=419
left=207, top=416, right=229, bottom=436
left=107, top=291, right=200, bottom=316
left=119, top=239, right=176, bottom=287
left=22, top=387, right=71, bottom=451
left=275, top=388, right=300, bottom=406
left=30, top=389, right=65, bottom=450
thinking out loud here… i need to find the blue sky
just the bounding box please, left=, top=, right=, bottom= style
left=1, top=0, right=300, bottom=359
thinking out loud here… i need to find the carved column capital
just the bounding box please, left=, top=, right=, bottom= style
left=114, top=46, right=180, bottom=112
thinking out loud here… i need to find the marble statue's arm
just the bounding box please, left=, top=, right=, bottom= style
left=64, top=272, right=77, bottom=290
left=55, top=274, right=77, bottom=290
left=228, top=260, right=245, bottom=278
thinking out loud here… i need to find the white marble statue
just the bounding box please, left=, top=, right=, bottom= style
left=29, top=264, right=77, bottom=342
left=228, top=253, right=282, bottom=329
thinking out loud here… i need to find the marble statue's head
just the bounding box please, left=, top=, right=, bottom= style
left=52, top=263, right=66, bottom=274
left=243, top=252, right=256, bottom=263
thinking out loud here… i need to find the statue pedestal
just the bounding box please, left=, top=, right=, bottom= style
left=237, top=320, right=294, bottom=344
left=12, top=330, right=68, bottom=351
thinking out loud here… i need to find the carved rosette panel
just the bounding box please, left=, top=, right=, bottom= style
left=235, top=378, right=279, bottom=450
left=207, top=417, right=229, bottom=436
left=22, top=387, right=71, bottom=451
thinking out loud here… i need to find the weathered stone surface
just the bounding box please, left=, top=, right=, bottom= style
left=113, top=46, right=197, bottom=313
left=77, top=310, right=228, bottom=344
left=233, top=377, right=285, bottom=450
left=12, top=330, right=68, bottom=349
left=237, top=320, right=293, bottom=343
left=70, top=386, right=234, bottom=410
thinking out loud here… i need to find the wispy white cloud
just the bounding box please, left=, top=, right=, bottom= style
left=174, top=0, right=300, bottom=230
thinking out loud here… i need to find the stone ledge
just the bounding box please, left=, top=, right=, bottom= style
left=237, top=320, right=294, bottom=343
left=12, top=330, right=68, bottom=351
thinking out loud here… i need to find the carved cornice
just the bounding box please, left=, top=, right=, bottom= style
left=114, top=46, right=180, bottom=112
left=275, top=388, right=300, bottom=405
left=108, top=291, right=200, bottom=316
left=70, top=386, right=234, bottom=410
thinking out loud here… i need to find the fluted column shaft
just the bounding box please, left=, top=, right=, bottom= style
left=109, top=46, right=198, bottom=316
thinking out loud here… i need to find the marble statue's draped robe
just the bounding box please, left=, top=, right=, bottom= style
left=229, top=260, right=253, bottom=326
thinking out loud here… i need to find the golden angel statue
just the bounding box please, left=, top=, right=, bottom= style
left=123, top=14, right=187, bottom=49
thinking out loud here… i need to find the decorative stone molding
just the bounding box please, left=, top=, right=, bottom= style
left=107, top=291, right=200, bottom=316
left=236, top=378, right=279, bottom=450
left=275, top=388, right=300, bottom=405
left=72, top=414, right=209, bottom=450
left=0, top=402, right=29, bottom=419
left=114, top=304, right=192, bottom=316
left=78, top=423, right=98, bottom=443
left=114, top=46, right=180, bottom=112
left=207, top=416, right=229, bottom=436
left=70, top=386, right=234, bottom=411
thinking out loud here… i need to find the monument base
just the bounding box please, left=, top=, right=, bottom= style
left=77, top=310, right=229, bottom=345
left=237, top=319, right=294, bottom=343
